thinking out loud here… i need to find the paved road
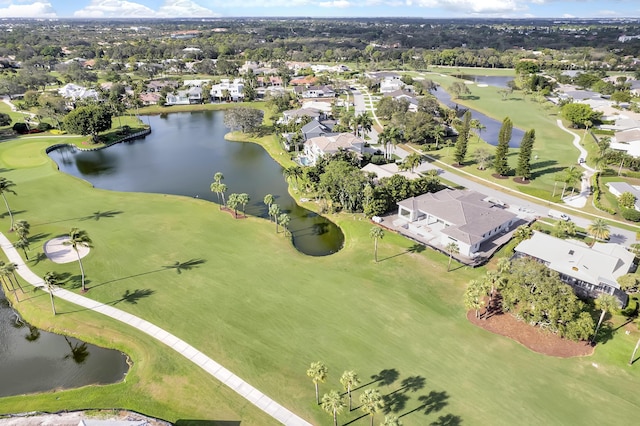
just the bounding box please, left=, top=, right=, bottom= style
left=406, top=148, right=637, bottom=246
left=0, top=233, right=311, bottom=426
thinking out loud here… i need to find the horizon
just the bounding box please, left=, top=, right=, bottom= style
left=0, top=0, right=639, bottom=20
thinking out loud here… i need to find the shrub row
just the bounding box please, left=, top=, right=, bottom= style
left=591, top=172, right=617, bottom=215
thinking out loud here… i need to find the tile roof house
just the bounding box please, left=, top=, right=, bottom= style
left=606, top=181, right=640, bottom=211
left=280, top=108, right=323, bottom=124
left=294, top=85, right=336, bottom=98
left=514, top=231, right=634, bottom=306
left=165, top=87, right=202, bottom=105
left=610, top=128, right=640, bottom=157
left=396, top=189, right=518, bottom=257
left=302, top=133, right=364, bottom=165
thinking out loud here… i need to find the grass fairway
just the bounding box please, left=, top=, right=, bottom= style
left=1, top=135, right=639, bottom=425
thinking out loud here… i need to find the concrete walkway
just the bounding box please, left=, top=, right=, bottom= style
left=0, top=233, right=311, bottom=426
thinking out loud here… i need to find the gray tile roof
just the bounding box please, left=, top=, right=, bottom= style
left=397, top=189, right=517, bottom=245
left=514, top=231, right=634, bottom=288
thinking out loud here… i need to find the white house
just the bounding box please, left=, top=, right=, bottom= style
left=295, top=85, right=335, bottom=98
left=165, top=87, right=202, bottom=105
left=302, top=133, right=364, bottom=165
left=280, top=108, right=323, bottom=125
left=610, top=128, right=640, bottom=157
left=514, top=231, right=634, bottom=306
left=606, top=181, right=640, bottom=211
left=210, top=78, right=244, bottom=102
left=395, top=189, right=519, bottom=257
left=58, top=83, right=99, bottom=102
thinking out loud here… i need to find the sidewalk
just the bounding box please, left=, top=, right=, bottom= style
left=0, top=233, right=311, bottom=426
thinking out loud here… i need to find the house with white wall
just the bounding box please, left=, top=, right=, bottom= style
left=395, top=189, right=518, bottom=257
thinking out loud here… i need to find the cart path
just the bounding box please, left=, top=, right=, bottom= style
left=0, top=232, right=311, bottom=426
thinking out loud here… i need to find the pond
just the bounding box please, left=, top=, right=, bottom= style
left=432, top=81, right=525, bottom=148
left=48, top=110, right=344, bottom=257
left=451, top=74, right=514, bottom=89
left=0, top=294, right=129, bottom=398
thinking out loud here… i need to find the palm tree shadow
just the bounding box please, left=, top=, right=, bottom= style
left=429, top=413, right=462, bottom=426
left=371, top=368, right=400, bottom=387
left=163, top=259, right=206, bottom=274
left=399, top=390, right=449, bottom=418
left=111, top=288, right=155, bottom=305
left=80, top=210, right=124, bottom=221
left=91, top=268, right=167, bottom=288
left=29, top=251, right=48, bottom=266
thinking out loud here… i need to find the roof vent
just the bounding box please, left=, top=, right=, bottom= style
left=569, top=250, right=574, bottom=255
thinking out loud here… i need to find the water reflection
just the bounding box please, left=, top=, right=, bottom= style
left=48, top=111, right=344, bottom=256
left=0, top=293, right=129, bottom=397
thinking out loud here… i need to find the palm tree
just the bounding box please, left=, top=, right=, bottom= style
left=43, top=271, right=60, bottom=315
left=210, top=182, right=222, bottom=204
left=0, top=261, right=16, bottom=298
left=512, top=225, right=532, bottom=243
left=464, top=279, right=485, bottom=319
left=218, top=183, right=228, bottom=209
left=63, top=228, right=92, bottom=292
left=360, top=388, right=384, bottom=426
left=403, top=153, right=423, bottom=173
left=357, top=112, right=373, bottom=141
left=321, top=390, right=345, bottom=426
left=445, top=242, right=459, bottom=272
left=0, top=177, right=17, bottom=231
left=278, top=213, right=290, bottom=236
left=13, top=219, right=30, bottom=241
left=237, top=193, right=250, bottom=217
left=14, top=238, right=30, bottom=260
left=370, top=226, right=385, bottom=263
left=340, top=370, right=360, bottom=411
left=3, top=262, right=23, bottom=295
left=227, top=193, right=240, bottom=217
left=592, top=293, right=618, bottom=343
left=587, top=218, right=610, bottom=244
left=269, top=204, right=281, bottom=232
left=306, top=361, right=328, bottom=405
left=470, top=118, right=486, bottom=142
left=430, top=125, right=447, bottom=149
left=562, top=166, right=583, bottom=197
left=381, top=415, right=403, bottom=426
left=264, top=193, right=274, bottom=218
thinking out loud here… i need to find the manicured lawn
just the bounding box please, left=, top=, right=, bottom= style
left=1, top=135, right=640, bottom=425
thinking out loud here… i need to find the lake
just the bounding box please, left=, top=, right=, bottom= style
left=0, top=294, right=129, bottom=398
left=48, top=110, right=344, bottom=257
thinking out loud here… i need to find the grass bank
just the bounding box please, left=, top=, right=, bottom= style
left=1, top=128, right=639, bottom=425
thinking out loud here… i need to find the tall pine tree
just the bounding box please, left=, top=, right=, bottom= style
left=516, top=129, right=536, bottom=181
left=494, top=117, right=513, bottom=176
left=454, top=110, right=472, bottom=165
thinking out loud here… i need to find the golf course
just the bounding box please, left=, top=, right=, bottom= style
left=1, top=122, right=639, bottom=425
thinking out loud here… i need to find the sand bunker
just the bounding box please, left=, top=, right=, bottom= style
left=43, top=236, right=90, bottom=264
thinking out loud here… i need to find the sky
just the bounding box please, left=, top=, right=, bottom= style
left=0, top=0, right=638, bottom=19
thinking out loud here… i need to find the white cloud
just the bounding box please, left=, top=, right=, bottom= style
left=73, top=0, right=219, bottom=18
left=73, top=0, right=157, bottom=18
left=157, top=0, right=220, bottom=17
left=318, top=0, right=351, bottom=7
left=411, top=0, right=520, bottom=13
left=0, top=1, right=57, bottom=17
left=210, top=0, right=310, bottom=8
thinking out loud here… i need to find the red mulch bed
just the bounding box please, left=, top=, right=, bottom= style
left=467, top=300, right=594, bottom=358
left=491, top=173, right=509, bottom=180
left=513, top=177, right=531, bottom=184
left=220, top=206, right=247, bottom=219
